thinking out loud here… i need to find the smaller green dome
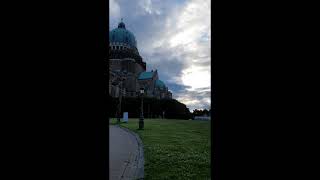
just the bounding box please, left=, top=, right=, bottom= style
left=155, top=80, right=166, bottom=90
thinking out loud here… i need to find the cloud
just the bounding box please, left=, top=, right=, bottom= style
left=109, top=0, right=211, bottom=111
left=175, top=88, right=211, bottom=111
left=109, top=0, right=121, bottom=22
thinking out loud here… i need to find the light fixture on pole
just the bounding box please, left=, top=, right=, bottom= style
left=139, top=88, right=144, bottom=130
left=117, top=75, right=126, bottom=124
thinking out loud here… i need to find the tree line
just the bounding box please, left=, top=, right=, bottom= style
left=108, top=95, right=193, bottom=120
left=192, top=109, right=212, bottom=116
left=107, top=95, right=216, bottom=120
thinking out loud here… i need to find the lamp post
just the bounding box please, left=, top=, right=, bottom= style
left=117, top=75, right=126, bottom=124
left=139, top=88, right=144, bottom=130
left=117, top=81, right=122, bottom=123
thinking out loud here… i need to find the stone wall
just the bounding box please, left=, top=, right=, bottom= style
left=109, top=59, right=144, bottom=75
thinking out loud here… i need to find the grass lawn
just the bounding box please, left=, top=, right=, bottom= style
left=110, top=118, right=211, bottom=180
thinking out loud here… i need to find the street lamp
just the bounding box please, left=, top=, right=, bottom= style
left=139, top=88, right=144, bottom=130
left=117, top=75, right=126, bottom=124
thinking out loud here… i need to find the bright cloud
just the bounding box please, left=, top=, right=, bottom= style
left=110, top=0, right=120, bottom=20
left=182, top=66, right=211, bottom=91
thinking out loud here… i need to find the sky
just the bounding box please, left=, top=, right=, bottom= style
left=110, top=0, right=211, bottom=111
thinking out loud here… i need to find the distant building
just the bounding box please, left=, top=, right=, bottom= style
left=108, top=20, right=172, bottom=99
left=194, top=115, right=211, bottom=121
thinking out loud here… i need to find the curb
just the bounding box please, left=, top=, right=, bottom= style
left=116, top=125, right=144, bottom=180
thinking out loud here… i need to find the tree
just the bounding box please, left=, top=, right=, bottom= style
left=108, top=97, right=191, bottom=119
left=203, top=109, right=209, bottom=116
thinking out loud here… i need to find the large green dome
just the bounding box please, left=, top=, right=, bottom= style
left=109, top=22, right=137, bottom=48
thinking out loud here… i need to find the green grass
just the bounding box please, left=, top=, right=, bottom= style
left=110, top=118, right=211, bottom=180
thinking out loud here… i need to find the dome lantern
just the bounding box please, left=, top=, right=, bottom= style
left=118, top=18, right=126, bottom=29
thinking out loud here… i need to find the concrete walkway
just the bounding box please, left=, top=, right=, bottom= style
left=109, top=125, right=144, bottom=180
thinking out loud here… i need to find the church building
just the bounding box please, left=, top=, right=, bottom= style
left=108, top=21, right=172, bottom=99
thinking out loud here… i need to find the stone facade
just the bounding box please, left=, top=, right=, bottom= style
left=108, top=21, right=172, bottom=99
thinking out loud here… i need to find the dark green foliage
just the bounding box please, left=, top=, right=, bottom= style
left=192, top=109, right=210, bottom=117
left=107, top=95, right=119, bottom=117
left=109, top=97, right=192, bottom=120
left=203, top=109, right=209, bottom=115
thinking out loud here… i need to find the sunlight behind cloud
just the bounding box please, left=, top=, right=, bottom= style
left=181, top=66, right=210, bottom=91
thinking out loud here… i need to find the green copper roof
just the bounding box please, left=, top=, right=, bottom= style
left=138, top=71, right=154, bottom=80
left=109, top=22, right=137, bottom=48
left=155, top=80, right=166, bottom=89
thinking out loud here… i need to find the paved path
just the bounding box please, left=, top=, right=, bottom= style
left=109, top=125, right=144, bottom=180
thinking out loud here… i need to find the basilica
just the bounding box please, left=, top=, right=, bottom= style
left=108, top=21, right=172, bottom=99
